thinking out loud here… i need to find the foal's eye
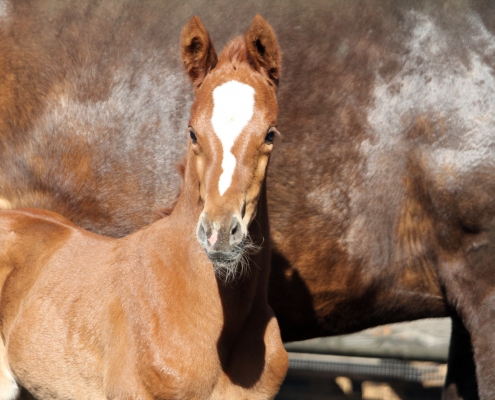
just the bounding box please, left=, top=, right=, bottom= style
left=189, top=129, right=197, bottom=144
left=265, top=129, right=275, bottom=144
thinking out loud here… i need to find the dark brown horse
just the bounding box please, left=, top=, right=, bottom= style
left=0, top=15, right=288, bottom=399
left=0, top=0, right=494, bottom=398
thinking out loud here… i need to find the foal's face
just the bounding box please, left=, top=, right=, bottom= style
left=188, top=63, right=278, bottom=272
left=180, top=14, right=280, bottom=276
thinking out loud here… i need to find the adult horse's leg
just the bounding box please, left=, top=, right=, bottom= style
left=443, top=314, right=478, bottom=400
left=439, top=223, right=495, bottom=399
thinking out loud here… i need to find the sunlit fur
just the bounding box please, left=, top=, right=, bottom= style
left=4, top=2, right=495, bottom=398
left=0, top=14, right=287, bottom=400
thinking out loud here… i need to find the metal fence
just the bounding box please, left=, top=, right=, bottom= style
left=276, top=318, right=451, bottom=400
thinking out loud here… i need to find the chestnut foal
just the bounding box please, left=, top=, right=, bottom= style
left=0, top=15, right=287, bottom=400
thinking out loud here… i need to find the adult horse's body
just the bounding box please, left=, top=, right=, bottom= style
left=0, top=15, right=288, bottom=399
left=0, top=0, right=494, bottom=398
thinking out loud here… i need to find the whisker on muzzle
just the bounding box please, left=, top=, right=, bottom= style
left=209, top=234, right=262, bottom=283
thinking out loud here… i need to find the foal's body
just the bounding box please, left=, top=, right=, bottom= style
left=0, top=200, right=283, bottom=399
left=0, top=16, right=288, bottom=399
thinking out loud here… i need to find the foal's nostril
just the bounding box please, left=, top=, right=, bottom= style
left=197, top=220, right=207, bottom=245
left=229, top=218, right=243, bottom=246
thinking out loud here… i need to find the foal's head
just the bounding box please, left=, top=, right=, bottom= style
left=180, top=15, right=281, bottom=277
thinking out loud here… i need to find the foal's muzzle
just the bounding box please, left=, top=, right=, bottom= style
left=196, top=213, right=245, bottom=267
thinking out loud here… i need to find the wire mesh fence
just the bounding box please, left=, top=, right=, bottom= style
left=277, top=318, right=450, bottom=400
left=276, top=354, right=446, bottom=400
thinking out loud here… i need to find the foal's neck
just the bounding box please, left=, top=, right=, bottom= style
left=170, top=152, right=204, bottom=224
left=171, top=146, right=271, bottom=293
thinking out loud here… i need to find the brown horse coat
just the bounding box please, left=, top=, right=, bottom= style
left=0, top=1, right=494, bottom=398
left=0, top=15, right=288, bottom=400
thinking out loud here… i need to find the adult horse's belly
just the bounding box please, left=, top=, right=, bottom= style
left=1, top=0, right=494, bottom=345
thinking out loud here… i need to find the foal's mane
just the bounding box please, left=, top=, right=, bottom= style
left=218, top=37, right=249, bottom=68
left=220, top=35, right=280, bottom=86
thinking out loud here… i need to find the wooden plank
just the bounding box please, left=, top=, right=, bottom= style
left=284, top=318, right=451, bottom=362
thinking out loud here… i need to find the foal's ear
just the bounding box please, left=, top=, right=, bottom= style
left=180, top=16, right=218, bottom=88
left=245, top=15, right=281, bottom=85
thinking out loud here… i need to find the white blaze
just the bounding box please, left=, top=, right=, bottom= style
left=211, top=80, right=255, bottom=196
